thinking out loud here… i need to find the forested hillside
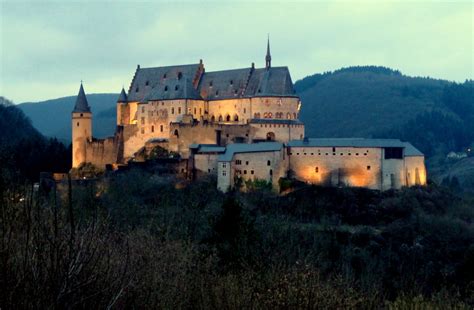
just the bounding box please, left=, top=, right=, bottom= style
left=297, top=66, right=473, bottom=157
left=0, top=97, right=70, bottom=182
left=18, top=93, right=118, bottom=141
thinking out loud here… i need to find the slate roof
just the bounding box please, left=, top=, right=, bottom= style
left=199, top=68, right=251, bottom=99
left=117, top=88, right=128, bottom=102
left=249, top=119, right=304, bottom=125
left=287, top=138, right=423, bottom=156
left=72, top=84, right=91, bottom=113
left=126, top=63, right=297, bottom=102
left=218, top=142, right=283, bottom=162
left=244, top=67, right=295, bottom=97
left=128, top=64, right=201, bottom=102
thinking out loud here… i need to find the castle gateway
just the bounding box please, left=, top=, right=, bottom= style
left=72, top=40, right=426, bottom=191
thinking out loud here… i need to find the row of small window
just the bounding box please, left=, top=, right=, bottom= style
left=313, top=166, right=371, bottom=173
left=235, top=159, right=271, bottom=166
left=260, top=124, right=302, bottom=128
left=140, top=125, right=165, bottom=134
left=254, top=112, right=297, bottom=119
left=290, top=152, right=369, bottom=156
left=222, top=169, right=274, bottom=177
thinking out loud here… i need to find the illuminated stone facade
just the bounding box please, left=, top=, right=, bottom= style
left=71, top=43, right=426, bottom=191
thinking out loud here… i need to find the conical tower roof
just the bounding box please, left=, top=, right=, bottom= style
left=72, top=83, right=91, bottom=113
left=117, top=87, right=128, bottom=102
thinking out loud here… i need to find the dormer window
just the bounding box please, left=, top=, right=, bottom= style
left=177, top=72, right=182, bottom=80
left=164, top=86, right=168, bottom=91
left=175, top=85, right=179, bottom=91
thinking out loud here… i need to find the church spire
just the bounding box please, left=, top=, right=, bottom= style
left=265, top=34, right=271, bottom=69
left=72, top=82, right=91, bottom=113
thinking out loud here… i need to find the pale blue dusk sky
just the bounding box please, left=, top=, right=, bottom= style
left=0, top=0, right=472, bottom=103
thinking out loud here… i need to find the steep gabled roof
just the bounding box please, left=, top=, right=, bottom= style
left=244, top=67, right=296, bottom=97
left=72, top=83, right=91, bottom=113
left=199, top=68, right=251, bottom=100
left=128, top=63, right=201, bottom=102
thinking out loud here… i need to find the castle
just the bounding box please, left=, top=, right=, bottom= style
left=71, top=40, right=427, bottom=191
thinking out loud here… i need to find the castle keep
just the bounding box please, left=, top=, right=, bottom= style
left=72, top=40, right=426, bottom=191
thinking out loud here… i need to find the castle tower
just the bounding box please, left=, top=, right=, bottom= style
left=71, top=83, right=92, bottom=168
left=116, top=87, right=128, bottom=125
left=265, top=35, right=272, bottom=69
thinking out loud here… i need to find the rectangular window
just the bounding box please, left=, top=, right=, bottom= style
left=160, top=125, right=163, bottom=132
left=246, top=161, right=249, bottom=165
left=244, top=170, right=247, bottom=174
left=236, top=160, right=242, bottom=165
left=315, top=167, right=319, bottom=173
left=222, top=171, right=226, bottom=176
left=151, top=126, right=154, bottom=133
left=384, top=147, right=403, bottom=159
left=367, top=166, right=371, bottom=171
left=223, top=163, right=227, bottom=168
left=171, top=108, right=175, bottom=114
left=178, top=107, right=181, bottom=114
left=251, top=170, right=254, bottom=175
left=267, top=160, right=271, bottom=166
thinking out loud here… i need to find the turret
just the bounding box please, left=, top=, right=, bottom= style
left=116, top=87, right=129, bottom=125
left=71, top=83, right=92, bottom=168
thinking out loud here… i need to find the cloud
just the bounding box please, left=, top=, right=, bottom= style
left=0, top=0, right=472, bottom=103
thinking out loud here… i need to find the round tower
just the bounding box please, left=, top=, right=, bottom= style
left=71, top=83, right=92, bottom=168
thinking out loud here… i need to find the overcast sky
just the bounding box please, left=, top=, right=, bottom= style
left=1, top=0, right=472, bottom=103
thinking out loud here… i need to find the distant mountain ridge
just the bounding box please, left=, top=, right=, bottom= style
left=18, top=93, right=118, bottom=142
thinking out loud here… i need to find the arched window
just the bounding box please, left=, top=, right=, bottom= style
left=263, top=112, right=268, bottom=118
left=234, top=114, right=239, bottom=121
left=211, top=115, right=216, bottom=122
left=287, top=113, right=291, bottom=119
left=174, top=129, right=179, bottom=137
left=218, top=115, right=223, bottom=122
left=266, top=132, right=275, bottom=141
left=268, top=112, right=273, bottom=119
left=254, top=113, right=261, bottom=118
left=226, top=114, right=231, bottom=122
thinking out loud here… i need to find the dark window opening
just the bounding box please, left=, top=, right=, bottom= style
left=175, top=85, right=179, bottom=91
left=164, top=86, right=168, bottom=91
left=76, top=122, right=79, bottom=127
left=367, top=166, right=371, bottom=171
left=332, top=147, right=336, bottom=153
left=135, top=87, right=139, bottom=92
left=315, top=167, right=319, bottom=173
left=145, top=81, right=149, bottom=86
left=163, top=74, right=167, bottom=78
left=177, top=72, right=182, bottom=80
left=230, top=80, right=233, bottom=85
left=384, top=147, right=403, bottom=159
left=270, top=169, right=273, bottom=176
left=267, top=160, right=271, bottom=166
left=251, top=170, right=254, bottom=175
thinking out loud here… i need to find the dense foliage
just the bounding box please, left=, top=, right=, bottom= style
left=1, top=170, right=473, bottom=308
